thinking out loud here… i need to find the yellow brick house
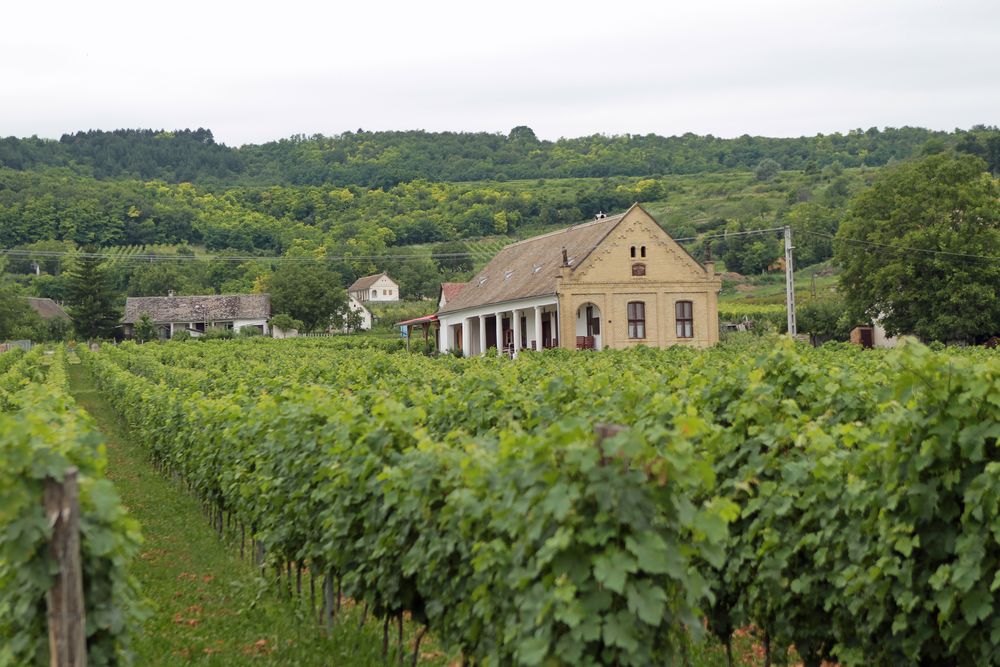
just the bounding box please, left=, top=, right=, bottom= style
left=436, top=204, right=721, bottom=355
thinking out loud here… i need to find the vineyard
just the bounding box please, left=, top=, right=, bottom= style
left=0, top=345, right=141, bottom=666
left=4, top=335, right=977, bottom=666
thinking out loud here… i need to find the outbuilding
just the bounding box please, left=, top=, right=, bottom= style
left=123, top=294, right=271, bottom=339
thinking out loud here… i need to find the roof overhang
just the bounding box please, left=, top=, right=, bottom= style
left=395, top=314, right=438, bottom=326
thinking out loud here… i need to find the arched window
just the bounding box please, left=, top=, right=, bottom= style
left=631, top=263, right=646, bottom=276
left=627, top=302, right=646, bottom=339
left=675, top=301, right=693, bottom=338
left=640, top=245, right=647, bottom=258
left=630, top=245, right=636, bottom=258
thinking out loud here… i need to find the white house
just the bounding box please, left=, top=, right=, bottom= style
left=346, top=294, right=373, bottom=331
left=348, top=273, right=400, bottom=303
left=123, top=294, right=271, bottom=339
left=435, top=204, right=721, bottom=356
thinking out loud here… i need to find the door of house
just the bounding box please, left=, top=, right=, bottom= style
left=860, top=327, right=874, bottom=348
left=542, top=316, right=552, bottom=349
left=586, top=306, right=600, bottom=336
left=455, top=324, right=463, bottom=351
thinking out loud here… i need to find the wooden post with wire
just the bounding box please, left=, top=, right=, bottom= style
left=45, top=467, right=87, bottom=667
left=784, top=225, right=797, bottom=336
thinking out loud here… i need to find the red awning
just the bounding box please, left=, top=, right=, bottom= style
left=395, top=314, right=438, bottom=327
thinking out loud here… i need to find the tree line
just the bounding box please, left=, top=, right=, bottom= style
left=2, top=125, right=998, bottom=188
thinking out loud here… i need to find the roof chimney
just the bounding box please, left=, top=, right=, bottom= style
left=561, top=247, right=569, bottom=267
left=703, top=240, right=715, bottom=276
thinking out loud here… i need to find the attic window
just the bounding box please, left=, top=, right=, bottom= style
left=640, top=245, right=647, bottom=258
left=477, top=276, right=488, bottom=287
left=630, top=246, right=636, bottom=258
left=503, top=269, right=514, bottom=281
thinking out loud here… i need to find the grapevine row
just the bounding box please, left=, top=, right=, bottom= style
left=0, top=347, right=142, bottom=667
left=83, top=337, right=1000, bottom=665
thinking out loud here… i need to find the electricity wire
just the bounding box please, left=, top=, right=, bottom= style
left=798, top=230, right=1000, bottom=263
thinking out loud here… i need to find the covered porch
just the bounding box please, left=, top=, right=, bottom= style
left=440, top=299, right=561, bottom=357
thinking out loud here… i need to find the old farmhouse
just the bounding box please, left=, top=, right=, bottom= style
left=437, top=204, right=721, bottom=355
left=123, top=294, right=271, bottom=339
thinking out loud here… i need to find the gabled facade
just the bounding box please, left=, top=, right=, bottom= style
left=437, top=204, right=720, bottom=356
left=348, top=273, right=400, bottom=303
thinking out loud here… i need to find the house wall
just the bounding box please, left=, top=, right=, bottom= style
left=233, top=318, right=269, bottom=335
left=346, top=296, right=373, bottom=331
left=873, top=323, right=899, bottom=348
left=160, top=318, right=269, bottom=338
left=557, top=207, right=721, bottom=350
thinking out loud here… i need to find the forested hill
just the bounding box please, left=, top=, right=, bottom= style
left=2, top=125, right=998, bottom=188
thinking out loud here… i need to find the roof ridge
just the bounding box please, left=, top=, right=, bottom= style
left=504, top=213, right=625, bottom=249
left=126, top=293, right=268, bottom=300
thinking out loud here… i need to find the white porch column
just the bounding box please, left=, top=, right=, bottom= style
left=461, top=318, right=472, bottom=357
left=512, top=309, right=521, bottom=353
left=554, top=303, right=561, bottom=348
left=478, top=314, right=488, bottom=356
left=534, top=306, right=543, bottom=350
left=440, top=318, right=450, bottom=353
left=495, top=312, right=504, bottom=356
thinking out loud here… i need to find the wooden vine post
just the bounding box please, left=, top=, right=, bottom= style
left=45, top=467, right=87, bottom=667
left=594, top=422, right=626, bottom=463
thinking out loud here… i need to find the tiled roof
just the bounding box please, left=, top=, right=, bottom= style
left=437, top=209, right=629, bottom=314
left=25, top=297, right=70, bottom=320
left=123, top=294, right=270, bottom=324
left=439, top=282, right=465, bottom=305
left=348, top=273, right=390, bottom=291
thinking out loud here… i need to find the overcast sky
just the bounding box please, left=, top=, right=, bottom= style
left=2, top=0, right=997, bottom=146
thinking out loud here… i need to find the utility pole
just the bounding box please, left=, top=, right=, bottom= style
left=784, top=226, right=797, bottom=336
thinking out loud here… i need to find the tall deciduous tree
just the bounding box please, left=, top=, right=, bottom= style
left=836, top=153, right=1000, bottom=342
left=265, top=260, right=346, bottom=332
left=65, top=253, right=121, bottom=339
left=0, top=267, right=36, bottom=341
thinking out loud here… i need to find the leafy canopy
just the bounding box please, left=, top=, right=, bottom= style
left=265, top=259, right=346, bottom=332
left=836, top=152, right=1000, bottom=342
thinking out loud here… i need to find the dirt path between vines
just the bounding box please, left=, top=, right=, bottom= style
left=67, top=361, right=418, bottom=666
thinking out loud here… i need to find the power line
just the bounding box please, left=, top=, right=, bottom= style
left=799, top=230, right=1000, bottom=263
left=672, top=226, right=785, bottom=243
